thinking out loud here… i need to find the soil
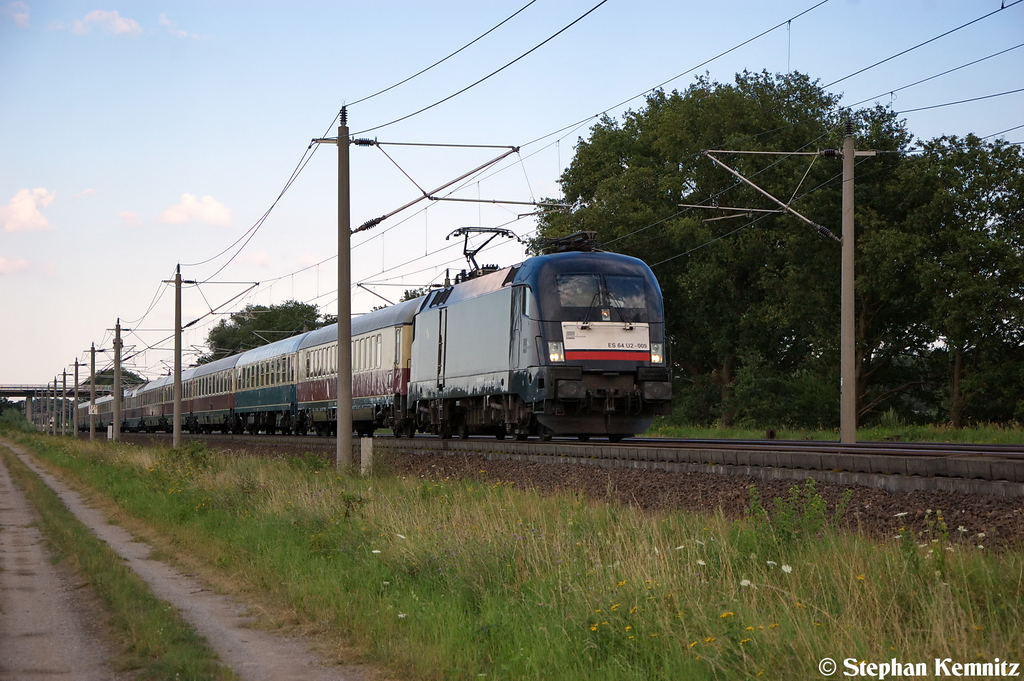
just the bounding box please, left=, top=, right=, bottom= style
left=0, top=438, right=373, bottom=681
left=375, top=450, right=1024, bottom=549
left=0, top=444, right=131, bottom=681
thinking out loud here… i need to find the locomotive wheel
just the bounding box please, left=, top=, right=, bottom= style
left=456, top=422, right=470, bottom=439
left=577, top=434, right=591, bottom=442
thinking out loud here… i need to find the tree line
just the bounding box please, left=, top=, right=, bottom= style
left=537, top=71, right=1024, bottom=429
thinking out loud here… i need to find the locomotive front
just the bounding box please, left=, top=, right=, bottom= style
left=516, top=251, right=671, bottom=439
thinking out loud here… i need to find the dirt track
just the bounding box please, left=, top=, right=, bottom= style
left=0, top=443, right=128, bottom=681
left=0, top=439, right=370, bottom=681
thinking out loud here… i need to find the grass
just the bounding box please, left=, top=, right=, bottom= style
left=10, top=433, right=1024, bottom=680
left=649, top=419, right=1024, bottom=444
left=0, top=441, right=237, bottom=680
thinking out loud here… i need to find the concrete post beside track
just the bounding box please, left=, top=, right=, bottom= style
left=173, top=265, right=182, bottom=449
left=89, top=343, right=96, bottom=441
left=73, top=360, right=80, bottom=435
left=113, top=320, right=121, bottom=442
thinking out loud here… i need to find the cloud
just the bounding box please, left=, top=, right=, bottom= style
left=1, top=187, right=55, bottom=232
left=0, top=257, right=30, bottom=275
left=159, top=13, right=202, bottom=39
left=240, top=251, right=272, bottom=268
left=72, top=9, right=141, bottom=35
left=158, top=193, right=231, bottom=226
left=73, top=188, right=96, bottom=199
left=7, top=1, right=29, bottom=27
left=119, top=210, right=141, bottom=228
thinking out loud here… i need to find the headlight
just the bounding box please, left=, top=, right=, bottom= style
left=650, top=343, right=664, bottom=365
left=548, top=341, right=565, bottom=363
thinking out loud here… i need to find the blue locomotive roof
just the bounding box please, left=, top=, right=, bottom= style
left=512, top=251, right=659, bottom=289
left=512, top=251, right=664, bottom=321
left=417, top=251, right=663, bottom=316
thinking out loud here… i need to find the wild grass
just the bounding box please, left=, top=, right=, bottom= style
left=0, top=441, right=237, bottom=680
left=649, top=419, right=1024, bottom=444
left=15, top=434, right=1024, bottom=680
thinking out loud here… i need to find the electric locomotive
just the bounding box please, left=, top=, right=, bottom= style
left=408, top=247, right=671, bottom=440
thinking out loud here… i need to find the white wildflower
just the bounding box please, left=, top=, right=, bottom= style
left=396, top=534, right=407, bottom=539
left=894, top=512, right=909, bottom=518
left=957, top=526, right=967, bottom=533
left=781, top=565, right=792, bottom=574
left=767, top=560, right=778, bottom=567
left=397, top=612, right=407, bottom=618
left=675, top=546, right=685, bottom=550
left=697, top=559, right=706, bottom=566
left=740, top=579, right=752, bottom=587
left=372, top=550, right=381, bottom=554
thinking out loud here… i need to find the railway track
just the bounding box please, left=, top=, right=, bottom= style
left=121, top=432, right=1024, bottom=498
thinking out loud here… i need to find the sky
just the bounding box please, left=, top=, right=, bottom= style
left=1, top=0, right=1022, bottom=388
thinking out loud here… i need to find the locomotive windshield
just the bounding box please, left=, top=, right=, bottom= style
left=556, top=273, right=648, bottom=321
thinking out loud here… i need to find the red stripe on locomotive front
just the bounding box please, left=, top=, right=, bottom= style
left=565, top=350, right=649, bottom=361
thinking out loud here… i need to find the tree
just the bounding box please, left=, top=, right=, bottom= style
left=903, top=135, right=1024, bottom=425
left=540, top=71, right=856, bottom=426
left=199, top=300, right=327, bottom=364
left=81, top=368, right=146, bottom=387
left=400, top=287, right=430, bottom=302
left=538, top=70, right=1023, bottom=429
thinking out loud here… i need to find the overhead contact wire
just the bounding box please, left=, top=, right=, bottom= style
left=824, top=0, right=1023, bottom=88
left=351, top=0, right=611, bottom=136
left=346, top=0, right=540, bottom=108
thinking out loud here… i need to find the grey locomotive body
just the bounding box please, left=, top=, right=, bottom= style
left=407, top=250, right=671, bottom=441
